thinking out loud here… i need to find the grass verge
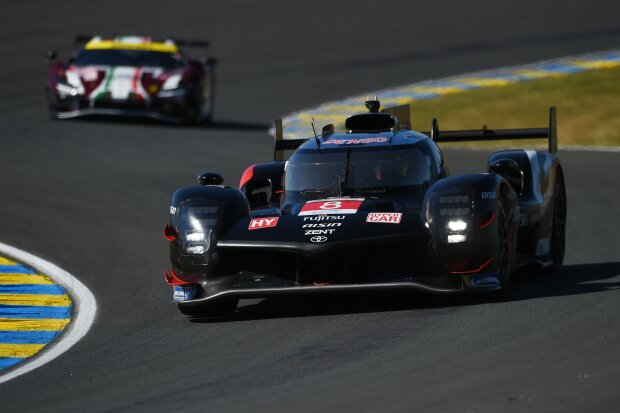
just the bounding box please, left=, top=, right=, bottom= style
left=407, top=66, right=620, bottom=149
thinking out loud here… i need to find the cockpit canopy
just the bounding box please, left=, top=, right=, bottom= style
left=284, top=145, right=436, bottom=202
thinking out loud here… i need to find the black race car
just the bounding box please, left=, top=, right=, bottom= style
left=46, top=35, right=216, bottom=123
left=163, top=99, right=566, bottom=316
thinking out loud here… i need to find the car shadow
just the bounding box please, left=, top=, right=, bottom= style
left=188, top=261, right=620, bottom=324
left=68, top=116, right=271, bottom=132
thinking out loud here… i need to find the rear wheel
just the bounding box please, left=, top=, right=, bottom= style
left=547, top=168, right=567, bottom=272
left=178, top=298, right=238, bottom=318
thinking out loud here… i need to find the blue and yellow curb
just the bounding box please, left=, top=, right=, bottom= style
left=281, top=49, right=620, bottom=139
left=0, top=256, right=72, bottom=371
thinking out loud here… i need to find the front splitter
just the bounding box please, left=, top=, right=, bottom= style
left=177, top=279, right=467, bottom=309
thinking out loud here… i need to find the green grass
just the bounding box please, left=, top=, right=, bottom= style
left=407, top=66, right=620, bottom=149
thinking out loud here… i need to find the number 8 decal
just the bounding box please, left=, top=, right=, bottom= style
left=319, top=201, right=342, bottom=210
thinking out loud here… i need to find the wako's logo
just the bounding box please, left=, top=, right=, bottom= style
left=310, top=236, right=328, bottom=243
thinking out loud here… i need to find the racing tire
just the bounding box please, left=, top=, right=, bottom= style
left=178, top=298, right=238, bottom=318
left=496, top=193, right=511, bottom=289
left=547, top=168, right=567, bottom=272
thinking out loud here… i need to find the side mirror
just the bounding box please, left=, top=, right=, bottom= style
left=197, top=172, right=224, bottom=186
left=322, top=124, right=335, bottom=138
left=243, top=178, right=272, bottom=208
left=489, top=158, right=523, bottom=196
left=201, top=57, right=217, bottom=66
left=45, top=50, right=58, bottom=64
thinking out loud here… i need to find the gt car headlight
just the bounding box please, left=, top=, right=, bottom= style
left=162, top=74, right=183, bottom=90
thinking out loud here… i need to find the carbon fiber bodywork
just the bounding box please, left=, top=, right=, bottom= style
left=164, top=104, right=564, bottom=315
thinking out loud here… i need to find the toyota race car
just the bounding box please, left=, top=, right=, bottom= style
left=46, top=35, right=216, bottom=123
left=163, top=99, right=566, bottom=317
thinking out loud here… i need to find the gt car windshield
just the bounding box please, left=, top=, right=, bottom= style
left=74, top=49, right=186, bottom=69
left=285, top=146, right=433, bottom=199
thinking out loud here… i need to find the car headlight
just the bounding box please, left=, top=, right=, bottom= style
left=178, top=202, right=221, bottom=255
left=427, top=193, right=473, bottom=243
left=162, top=74, right=183, bottom=90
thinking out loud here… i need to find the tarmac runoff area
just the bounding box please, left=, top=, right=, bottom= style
left=0, top=243, right=96, bottom=383
left=280, top=48, right=620, bottom=144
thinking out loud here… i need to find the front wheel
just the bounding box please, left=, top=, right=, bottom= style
left=547, top=168, right=567, bottom=272
left=178, top=298, right=238, bottom=318
left=495, top=196, right=511, bottom=289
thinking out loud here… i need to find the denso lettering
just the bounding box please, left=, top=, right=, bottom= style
left=323, top=137, right=388, bottom=145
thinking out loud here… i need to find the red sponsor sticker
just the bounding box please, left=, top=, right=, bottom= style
left=248, top=217, right=279, bottom=230
left=299, top=198, right=364, bottom=216
left=366, top=212, right=402, bottom=224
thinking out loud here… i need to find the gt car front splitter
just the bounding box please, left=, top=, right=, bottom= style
left=54, top=107, right=188, bottom=124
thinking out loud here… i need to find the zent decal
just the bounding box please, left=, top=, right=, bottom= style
left=299, top=198, right=364, bottom=216
left=305, top=229, right=336, bottom=235
left=366, top=212, right=402, bottom=224
left=248, top=217, right=279, bottom=230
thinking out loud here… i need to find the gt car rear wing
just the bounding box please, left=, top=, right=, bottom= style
left=273, top=105, right=557, bottom=160
left=424, top=106, right=558, bottom=154
left=73, top=34, right=210, bottom=51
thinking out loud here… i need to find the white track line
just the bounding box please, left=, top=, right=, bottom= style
left=0, top=242, right=97, bottom=383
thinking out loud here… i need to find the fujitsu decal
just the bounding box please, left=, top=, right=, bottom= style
left=303, top=215, right=345, bottom=221
left=323, top=137, right=388, bottom=145
left=248, top=217, right=279, bottom=230
left=366, top=212, right=402, bottom=224
left=298, top=198, right=364, bottom=216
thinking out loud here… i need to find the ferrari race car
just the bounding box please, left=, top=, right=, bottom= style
left=163, top=99, right=566, bottom=316
left=46, top=35, right=216, bottom=123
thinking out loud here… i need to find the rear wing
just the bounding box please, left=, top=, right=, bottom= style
left=172, top=39, right=210, bottom=49
left=273, top=105, right=557, bottom=160
left=73, top=34, right=210, bottom=52
left=75, top=34, right=94, bottom=46
left=423, top=106, right=558, bottom=154
left=273, top=119, right=306, bottom=161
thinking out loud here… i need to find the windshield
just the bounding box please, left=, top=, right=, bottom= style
left=74, top=49, right=186, bottom=69
left=284, top=146, right=434, bottom=199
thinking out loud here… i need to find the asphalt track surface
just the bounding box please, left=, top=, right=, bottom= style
left=1, top=1, right=620, bottom=411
